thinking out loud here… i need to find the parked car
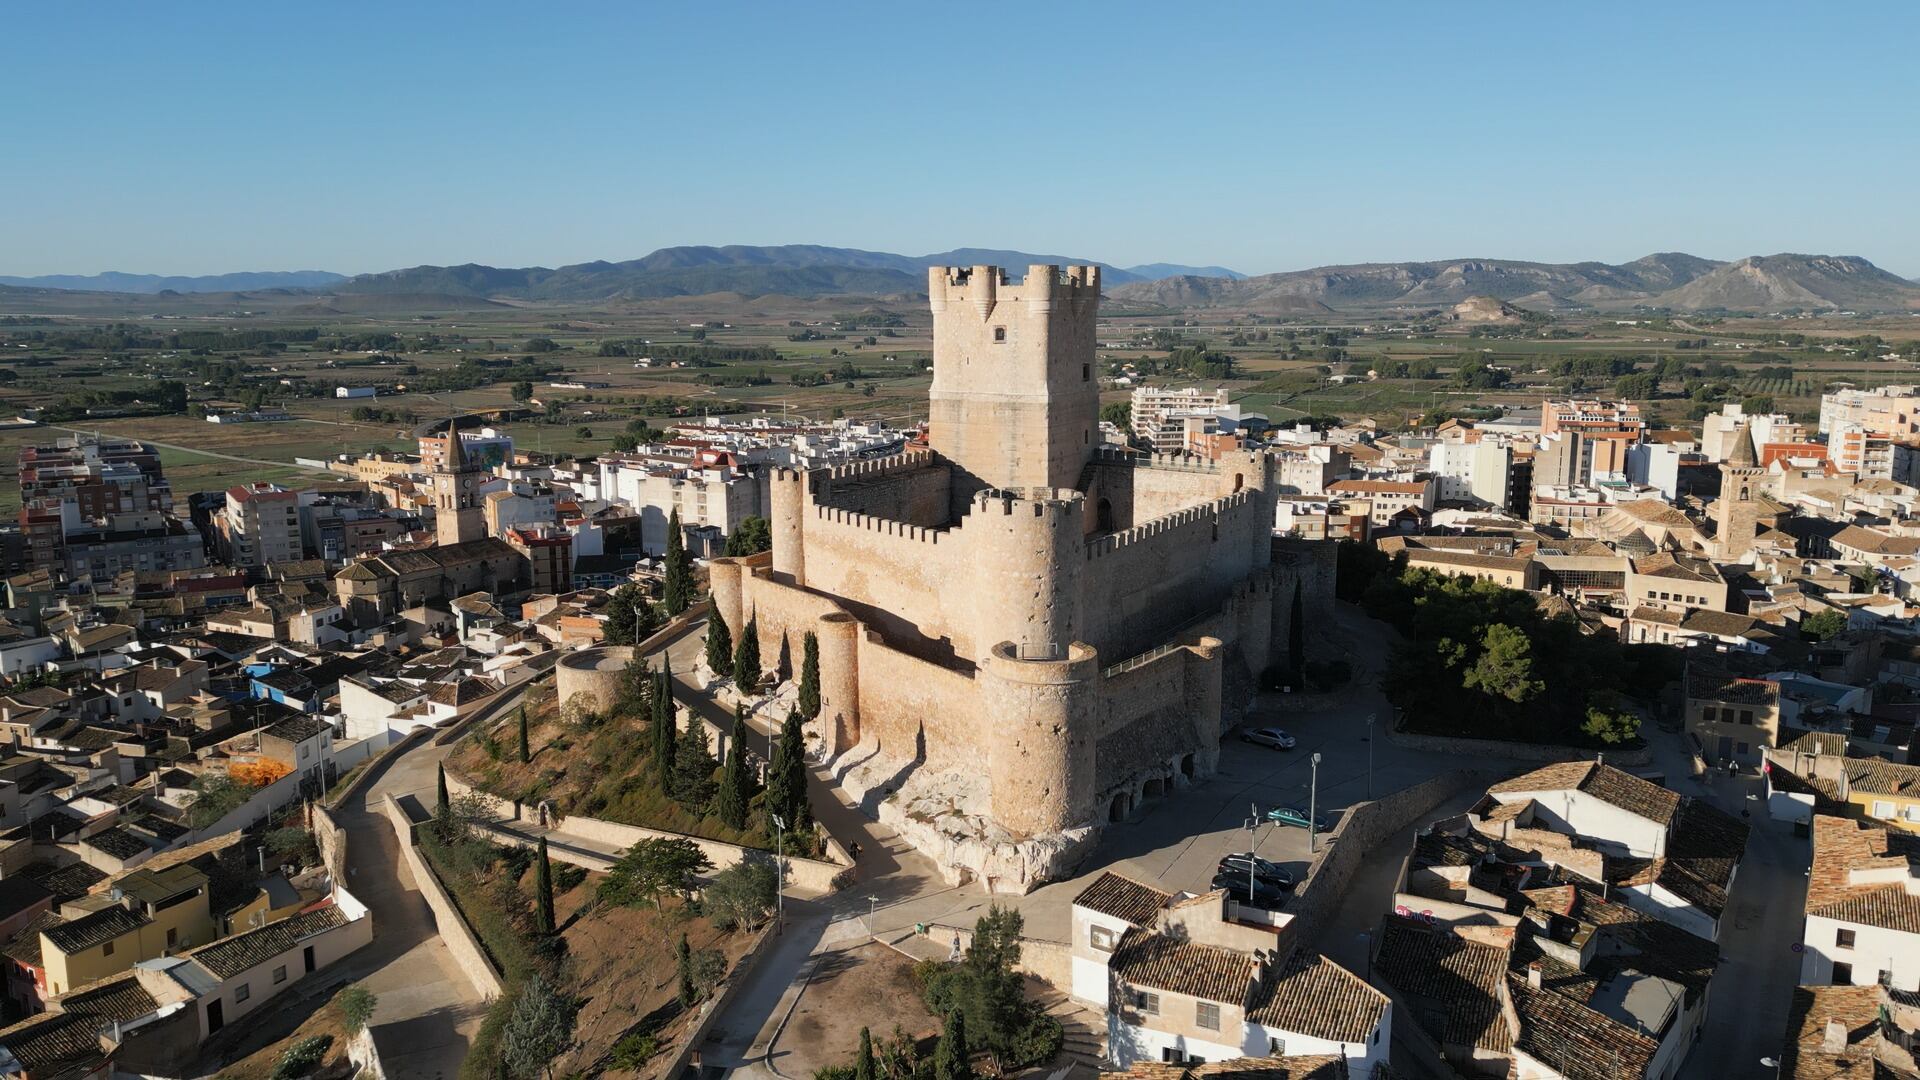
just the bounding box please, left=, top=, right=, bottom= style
left=1217, top=852, right=1294, bottom=889
left=1265, top=805, right=1330, bottom=831
left=1241, top=727, right=1296, bottom=750
left=1211, top=871, right=1288, bottom=909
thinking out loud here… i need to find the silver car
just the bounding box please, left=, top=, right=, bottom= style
left=1241, top=726, right=1296, bottom=750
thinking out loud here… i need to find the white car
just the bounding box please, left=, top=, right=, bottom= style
left=1241, top=726, right=1296, bottom=750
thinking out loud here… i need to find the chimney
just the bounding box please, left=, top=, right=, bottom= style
left=1527, top=961, right=1543, bottom=990
left=1825, top=1018, right=1849, bottom=1054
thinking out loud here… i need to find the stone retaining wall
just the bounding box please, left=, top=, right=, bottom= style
left=554, top=601, right=711, bottom=708
left=1386, top=725, right=1651, bottom=767
left=380, top=792, right=504, bottom=1000
left=443, top=768, right=850, bottom=894
left=1287, top=771, right=1494, bottom=946
left=329, top=727, right=433, bottom=809
left=657, top=923, right=777, bottom=1080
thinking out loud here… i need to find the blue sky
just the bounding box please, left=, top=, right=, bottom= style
left=6, top=2, right=1918, bottom=278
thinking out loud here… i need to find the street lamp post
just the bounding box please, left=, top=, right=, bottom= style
left=1244, top=805, right=1261, bottom=899
left=1309, top=752, right=1323, bottom=854
left=867, top=895, right=879, bottom=941
left=1365, top=713, right=1376, bottom=800
left=772, top=813, right=786, bottom=935
left=1760, top=1057, right=1781, bottom=1077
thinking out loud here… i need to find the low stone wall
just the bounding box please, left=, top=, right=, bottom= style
left=893, top=922, right=1071, bottom=988
left=1287, top=771, right=1494, bottom=946
left=380, top=792, right=504, bottom=1001
left=434, top=661, right=555, bottom=746
left=1386, top=726, right=1651, bottom=767
left=554, top=601, right=712, bottom=708
left=347, top=1023, right=387, bottom=1080
left=443, top=769, right=850, bottom=894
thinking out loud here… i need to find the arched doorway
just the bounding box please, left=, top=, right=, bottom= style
left=1109, top=793, right=1131, bottom=822
left=1180, top=754, right=1196, bottom=780
left=1143, top=777, right=1166, bottom=799
left=1097, top=498, right=1115, bottom=533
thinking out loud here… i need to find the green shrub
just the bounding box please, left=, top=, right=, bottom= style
left=610, top=1032, right=659, bottom=1070
left=270, top=1035, right=333, bottom=1080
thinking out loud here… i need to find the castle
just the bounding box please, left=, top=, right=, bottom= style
left=707, top=266, right=1331, bottom=891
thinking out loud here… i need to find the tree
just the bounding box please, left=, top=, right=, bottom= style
left=933, top=1008, right=969, bottom=1080
left=798, top=631, right=821, bottom=719
left=706, top=608, right=734, bottom=678
left=672, top=710, right=718, bottom=810
left=1463, top=624, right=1545, bottom=704
left=733, top=611, right=762, bottom=693
left=559, top=691, right=600, bottom=728
left=1803, top=608, right=1849, bottom=642
left=767, top=706, right=811, bottom=832
left=725, top=515, right=773, bottom=557
left=1581, top=701, right=1641, bottom=746
left=1743, top=394, right=1777, bottom=415
left=663, top=508, right=694, bottom=615
left=501, top=975, right=575, bottom=1080
left=517, top=707, right=531, bottom=764
left=534, top=837, right=555, bottom=935
left=704, top=859, right=778, bottom=930
left=575, top=426, right=594, bottom=440
left=712, top=711, right=753, bottom=830
left=1614, top=372, right=1662, bottom=401
left=511, top=380, right=534, bottom=402
left=436, top=763, right=449, bottom=818
left=618, top=652, right=653, bottom=715
left=1287, top=582, right=1304, bottom=682
left=336, top=985, right=378, bottom=1035
left=600, top=837, right=711, bottom=909
left=1098, top=401, right=1131, bottom=428
left=676, top=933, right=696, bottom=1008
left=856, top=1027, right=877, bottom=1080
left=604, top=582, right=659, bottom=647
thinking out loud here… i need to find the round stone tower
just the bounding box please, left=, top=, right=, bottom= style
left=965, top=488, right=1086, bottom=660
left=815, top=611, right=862, bottom=755
left=768, top=467, right=808, bottom=587
left=979, top=640, right=1097, bottom=838
left=707, top=557, right=744, bottom=645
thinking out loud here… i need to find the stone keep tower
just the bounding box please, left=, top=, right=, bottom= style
left=1715, top=421, right=1766, bottom=562
left=432, top=419, right=488, bottom=547
left=927, top=265, right=1101, bottom=512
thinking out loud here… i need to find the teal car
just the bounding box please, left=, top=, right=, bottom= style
left=1265, top=805, right=1330, bottom=831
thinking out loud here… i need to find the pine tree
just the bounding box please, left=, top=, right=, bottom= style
left=712, top=709, right=751, bottom=830
left=673, top=710, right=718, bottom=810
left=436, top=763, right=449, bottom=817
left=855, top=1026, right=876, bottom=1080
left=733, top=611, right=761, bottom=694
left=676, top=933, right=695, bottom=1007
left=706, top=607, right=734, bottom=678
left=933, top=1008, right=968, bottom=1080
left=534, top=837, right=555, bottom=935
left=517, top=706, right=531, bottom=764
left=797, top=631, right=821, bottom=719
left=663, top=508, right=693, bottom=615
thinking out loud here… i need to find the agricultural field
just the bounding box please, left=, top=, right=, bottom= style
left=4, top=294, right=1919, bottom=504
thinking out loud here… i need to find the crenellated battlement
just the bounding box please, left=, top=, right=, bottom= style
left=818, top=448, right=936, bottom=486
left=927, top=264, right=1100, bottom=312
left=1086, top=488, right=1258, bottom=559
left=811, top=503, right=947, bottom=544
left=970, top=486, right=1087, bottom=516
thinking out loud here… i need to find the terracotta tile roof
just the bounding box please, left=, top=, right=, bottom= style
left=1508, top=972, right=1658, bottom=1079
left=1778, top=730, right=1848, bottom=757
left=1245, top=949, right=1386, bottom=1044
left=44, top=905, right=146, bottom=954
left=1632, top=552, right=1722, bottom=583
left=1073, top=872, right=1173, bottom=927
left=1489, top=762, right=1682, bottom=826
left=1686, top=669, right=1778, bottom=704
left=1109, top=928, right=1253, bottom=1006
left=1101, top=1057, right=1353, bottom=1080
left=0, top=971, right=157, bottom=1075
left=187, top=904, right=348, bottom=979
left=1372, top=916, right=1511, bottom=1053
left=1810, top=888, right=1920, bottom=936
left=1845, top=759, right=1920, bottom=798
left=1781, top=983, right=1910, bottom=1080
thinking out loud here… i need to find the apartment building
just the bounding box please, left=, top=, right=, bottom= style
left=218, top=483, right=303, bottom=568
left=1130, top=386, right=1231, bottom=451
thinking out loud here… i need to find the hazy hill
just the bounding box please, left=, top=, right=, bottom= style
left=1650, top=254, right=1920, bottom=312
left=0, top=270, right=347, bottom=294
left=1124, top=263, right=1246, bottom=281
left=1108, top=252, right=1920, bottom=313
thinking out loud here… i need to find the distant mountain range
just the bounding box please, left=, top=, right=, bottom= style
left=1106, top=253, right=1920, bottom=313
left=4, top=247, right=1914, bottom=312
left=0, top=270, right=347, bottom=293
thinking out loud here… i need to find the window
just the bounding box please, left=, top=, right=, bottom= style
left=1082, top=363, right=1091, bottom=382
left=1268, top=1037, right=1287, bottom=1056
left=1196, top=1001, right=1220, bottom=1030
left=166, top=928, right=177, bottom=948
left=1089, top=925, right=1117, bottom=953
left=1875, top=801, right=1897, bottom=819
left=102, top=940, right=114, bottom=957
left=993, top=327, right=1007, bottom=343
left=1131, top=990, right=1159, bottom=1016
left=1838, top=929, right=1857, bottom=949
left=1740, top=710, right=1755, bottom=726
left=273, top=965, right=287, bottom=985
left=1834, top=961, right=1854, bottom=984
left=235, top=983, right=251, bottom=1004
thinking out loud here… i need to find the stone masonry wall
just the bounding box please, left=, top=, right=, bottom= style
left=1082, top=489, right=1269, bottom=661
left=812, top=453, right=952, bottom=528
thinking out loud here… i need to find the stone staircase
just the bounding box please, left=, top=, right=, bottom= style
left=1028, top=981, right=1108, bottom=1071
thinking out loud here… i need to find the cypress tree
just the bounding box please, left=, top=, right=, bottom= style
left=733, top=611, right=761, bottom=694
left=517, top=706, right=531, bottom=764
left=855, top=1026, right=876, bottom=1080
left=534, top=836, right=555, bottom=935
left=933, top=1008, right=968, bottom=1080
left=797, top=631, right=821, bottom=720
left=770, top=706, right=811, bottom=830
left=673, top=709, right=718, bottom=810
left=655, top=667, right=677, bottom=790
left=663, top=508, right=693, bottom=615
left=712, top=708, right=751, bottom=830
left=706, top=607, right=734, bottom=678
left=676, top=933, right=695, bottom=1007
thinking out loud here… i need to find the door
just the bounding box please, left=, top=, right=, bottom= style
left=208, top=999, right=224, bottom=1033
left=303, top=946, right=316, bottom=974
left=1716, top=736, right=1733, bottom=761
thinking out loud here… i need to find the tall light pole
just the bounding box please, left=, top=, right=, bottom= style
left=867, top=895, right=879, bottom=941
left=1244, top=804, right=1262, bottom=900
left=1365, top=713, right=1376, bottom=800
left=1309, top=752, right=1323, bottom=854
left=772, top=813, right=786, bottom=935
left=1760, top=1057, right=1781, bottom=1078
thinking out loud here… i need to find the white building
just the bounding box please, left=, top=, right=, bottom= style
left=1130, top=386, right=1231, bottom=451
left=1428, top=440, right=1512, bottom=508
left=599, top=454, right=762, bottom=555
left=1800, top=814, right=1920, bottom=992
left=334, top=386, right=377, bottom=399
